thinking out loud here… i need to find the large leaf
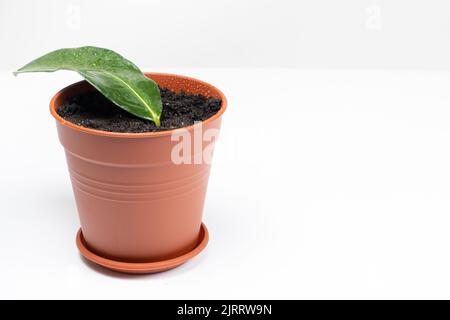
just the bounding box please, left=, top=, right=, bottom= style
left=14, top=46, right=162, bottom=126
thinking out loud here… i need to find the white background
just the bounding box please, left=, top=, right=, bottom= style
left=1, top=0, right=450, bottom=70
left=1, top=0, right=450, bottom=299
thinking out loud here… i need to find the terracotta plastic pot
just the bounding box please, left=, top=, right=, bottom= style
left=49, top=73, right=227, bottom=274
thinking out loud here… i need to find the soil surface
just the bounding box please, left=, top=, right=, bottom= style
left=57, top=87, right=222, bottom=133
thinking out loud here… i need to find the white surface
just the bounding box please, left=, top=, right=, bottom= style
left=1, top=68, right=450, bottom=299
left=1, top=0, right=450, bottom=70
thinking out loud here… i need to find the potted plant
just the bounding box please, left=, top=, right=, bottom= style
left=14, top=46, right=227, bottom=274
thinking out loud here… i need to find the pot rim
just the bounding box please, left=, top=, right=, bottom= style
left=49, top=72, right=227, bottom=139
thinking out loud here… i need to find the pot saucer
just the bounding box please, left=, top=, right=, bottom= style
left=76, top=223, right=209, bottom=274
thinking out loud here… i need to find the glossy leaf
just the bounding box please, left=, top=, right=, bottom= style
left=14, top=46, right=162, bottom=126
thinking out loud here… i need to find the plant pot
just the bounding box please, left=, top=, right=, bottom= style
left=49, top=73, right=227, bottom=274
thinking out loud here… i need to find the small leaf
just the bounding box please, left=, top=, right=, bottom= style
left=14, top=46, right=162, bottom=126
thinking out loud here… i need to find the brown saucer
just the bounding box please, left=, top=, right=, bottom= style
left=76, top=223, right=209, bottom=274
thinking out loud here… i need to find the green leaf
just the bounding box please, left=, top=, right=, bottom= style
left=14, top=46, right=162, bottom=126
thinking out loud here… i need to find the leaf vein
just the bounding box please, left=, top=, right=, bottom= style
left=102, top=71, right=157, bottom=121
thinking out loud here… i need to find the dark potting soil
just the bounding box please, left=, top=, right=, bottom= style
left=56, top=87, right=222, bottom=133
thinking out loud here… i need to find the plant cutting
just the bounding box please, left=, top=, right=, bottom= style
left=14, top=46, right=227, bottom=274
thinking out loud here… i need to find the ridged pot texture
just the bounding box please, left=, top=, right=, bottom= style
left=50, top=73, right=227, bottom=262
